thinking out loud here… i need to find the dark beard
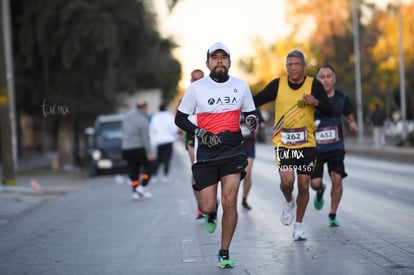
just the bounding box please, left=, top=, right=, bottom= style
left=209, top=71, right=229, bottom=83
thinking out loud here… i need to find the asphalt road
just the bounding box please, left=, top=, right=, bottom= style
left=0, top=142, right=413, bottom=275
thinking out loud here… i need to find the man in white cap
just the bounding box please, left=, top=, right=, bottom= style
left=175, top=42, right=258, bottom=268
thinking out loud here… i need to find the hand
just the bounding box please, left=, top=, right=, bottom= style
left=195, top=128, right=221, bottom=148
left=245, top=115, right=258, bottom=132
left=347, top=120, right=358, bottom=132
left=303, top=94, right=318, bottom=106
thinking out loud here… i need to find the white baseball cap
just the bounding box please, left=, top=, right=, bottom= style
left=207, top=42, right=230, bottom=57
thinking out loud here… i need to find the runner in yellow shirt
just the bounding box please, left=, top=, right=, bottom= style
left=253, top=50, right=333, bottom=241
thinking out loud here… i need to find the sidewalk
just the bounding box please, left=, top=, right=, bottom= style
left=344, top=136, right=414, bottom=163
left=0, top=151, right=87, bottom=226
left=0, top=173, right=84, bottom=226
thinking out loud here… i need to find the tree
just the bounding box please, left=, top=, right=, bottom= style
left=12, top=0, right=181, bottom=167
left=370, top=2, right=414, bottom=119
left=239, top=0, right=410, bottom=124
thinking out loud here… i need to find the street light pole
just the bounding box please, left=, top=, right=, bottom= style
left=0, top=0, right=17, bottom=185
left=352, top=0, right=364, bottom=142
left=398, top=0, right=407, bottom=140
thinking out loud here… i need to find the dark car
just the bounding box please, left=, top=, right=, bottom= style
left=85, top=114, right=127, bottom=176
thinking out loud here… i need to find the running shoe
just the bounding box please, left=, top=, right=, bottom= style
left=329, top=217, right=340, bottom=227
left=137, top=185, right=153, bottom=198
left=241, top=200, right=252, bottom=210
left=132, top=192, right=140, bottom=201
left=293, top=222, right=307, bottom=241
left=280, top=198, right=295, bottom=225
left=195, top=209, right=204, bottom=220
left=204, top=199, right=219, bottom=233
left=218, top=250, right=235, bottom=269
left=313, top=183, right=326, bottom=210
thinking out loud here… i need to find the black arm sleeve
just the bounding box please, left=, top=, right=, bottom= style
left=175, top=110, right=197, bottom=133
left=253, top=79, right=279, bottom=107
left=312, top=79, right=334, bottom=116
left=242, top=110, right=258, bottom=120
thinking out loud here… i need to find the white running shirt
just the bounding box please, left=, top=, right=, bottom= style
left=178, top=76, right=256, bottom=134
left=178, top=76, right=256, bottom=163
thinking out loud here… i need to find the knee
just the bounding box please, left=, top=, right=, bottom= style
left=331, top=179, right=342, bottom=189
left=199, top=203, right=216, bottom=214
left=279, top=174, right=294, bottom=190
left=221, top=194, right=237, bottom=210
left=310, top=179, right=322, bottom=191
left=330, top=173, right=342, bottom=187
left=199, top=197, right=219, bottom=214
left=280, top=181, right=294, bottom=193
left=298, top=182, right=309, bottom=193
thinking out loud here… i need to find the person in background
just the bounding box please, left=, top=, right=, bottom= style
left=191, top=69, right=204, bottom=83
left=175, top=42, right=258, bottom=268
left=239, top=109, right=265, bottom=211
left=185, top=69, right=205, bottom=219
left=150, top=103, right=180, bottom=182
left=370, top=103, right=386, bottom=148
left=310, top=64, right=358, bottom=227
left=253, top=50, right=333, bottom=241
left=121, top=100, right=154, bottom=200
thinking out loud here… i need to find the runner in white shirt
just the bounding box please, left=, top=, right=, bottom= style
left=150, top=103, right=180, bottom=182
left=175, top=42, right=258, bottom=269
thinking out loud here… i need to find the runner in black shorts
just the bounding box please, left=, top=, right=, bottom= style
left=253, top=50, right=334, bottom=241
left=310, top=65, right=358, bottom=227
left=175, top=43, right=258, bottom=268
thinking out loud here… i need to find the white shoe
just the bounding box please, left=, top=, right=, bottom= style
left=115, top=175, right=124, bottom=185
left=280, top=199, right=295, bottom=225
left=132, top=192, right=140, bottom=200
left=137, top=185, right=153, bottom=198
left=293, top=222, right=307, bottom=241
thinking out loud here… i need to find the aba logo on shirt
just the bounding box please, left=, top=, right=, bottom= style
left=207, top=96, right=238, bottom=105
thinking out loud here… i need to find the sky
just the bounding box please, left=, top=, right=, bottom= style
left=154, top=0, right=290, bottom=89
left=154, top=0, right=396, bottom=90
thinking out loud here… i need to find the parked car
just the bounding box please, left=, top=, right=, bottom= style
left=85, top=114, right=127, bottom=176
